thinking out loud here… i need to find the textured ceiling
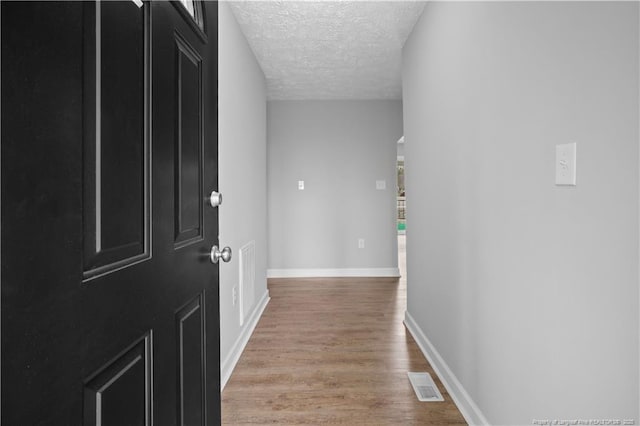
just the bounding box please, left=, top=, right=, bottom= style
left=227, top=1, right=426, bottom=100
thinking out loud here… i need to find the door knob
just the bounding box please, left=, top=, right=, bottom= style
left=210, top=245, right=232, bottom=264
left=209, top=191, right=223, bottom=208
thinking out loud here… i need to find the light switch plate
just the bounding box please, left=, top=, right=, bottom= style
left=555, top=143, right=577, bottom=186
left=298, top=180, right=304, bottom=190
left=376, top=180, right=386, bottom=190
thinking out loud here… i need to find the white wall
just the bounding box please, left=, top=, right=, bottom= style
left=218, top=2, right=269, bottom=388
left=268, top=100, right=402, bottom=277
left=397, top=141, right=405, bottom=159
left=403, top=2, right=639, bottom=424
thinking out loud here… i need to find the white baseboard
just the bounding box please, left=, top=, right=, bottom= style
left=267, top=268, right=401, bottom=278
left=220, top=290, right=270, bottom=390
left=404, top=311, right=489, bottom=426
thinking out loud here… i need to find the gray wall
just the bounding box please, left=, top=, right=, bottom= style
left=268, top=100, right=402, bottom=276
left=218, top=2, right=268, bottom=385
left=403, top=2, right=639, bottom=424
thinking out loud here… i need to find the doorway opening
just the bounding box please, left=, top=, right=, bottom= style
left=396, top=136, right=407, bottom=282
left=397, top=159, right=405, bottom=235
left=397, top=136, right=406, bottom=281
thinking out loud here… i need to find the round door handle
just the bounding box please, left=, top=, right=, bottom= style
left=209, top=191, right=223, bottom=208
left=210, top=245, right=232, bottom=264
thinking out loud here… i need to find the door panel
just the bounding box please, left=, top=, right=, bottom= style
left=82, top=0, right=151, bottom=279
left=176, top=293, right=206, bottom=426
left=84, top=333, right=153, bottom=426
left=174, top=33, right=204, bottom=248
left=1, top=1, right=220, bottom=424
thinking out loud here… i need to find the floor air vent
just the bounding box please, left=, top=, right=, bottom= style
left=407, top=372, right=444, bottom=402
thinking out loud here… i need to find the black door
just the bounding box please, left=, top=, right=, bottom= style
left=1, top=1, right=220, bottom=424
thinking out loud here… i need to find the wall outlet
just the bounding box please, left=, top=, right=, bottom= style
left=555, top=142, right=577, bottom=186
left=298, top=180, right=305, bottom=190
left=358, top=238, right=365, bottom=249
left=376, top=180, right=386, bottom=190
left=232, top=287, right=237, bottom=306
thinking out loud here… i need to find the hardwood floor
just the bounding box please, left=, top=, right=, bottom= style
left=222, top=238, right=467, bottom=425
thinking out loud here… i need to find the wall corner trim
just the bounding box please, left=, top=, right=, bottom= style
left=221, top=290, right=270, bottom=390
left=404, top=311, right=490, bottom=426
left=267, top=268, right=401, bottom=278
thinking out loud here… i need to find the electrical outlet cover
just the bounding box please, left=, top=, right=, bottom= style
left=555, top=143, right=577, bottom=186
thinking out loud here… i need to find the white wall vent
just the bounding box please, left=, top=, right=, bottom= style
left=239, top=241, right=256, bottom=326
left=407, top=372, right=444, bottom=402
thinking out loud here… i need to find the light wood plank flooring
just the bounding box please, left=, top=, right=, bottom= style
left=222, top=239, right=467, bottom=424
